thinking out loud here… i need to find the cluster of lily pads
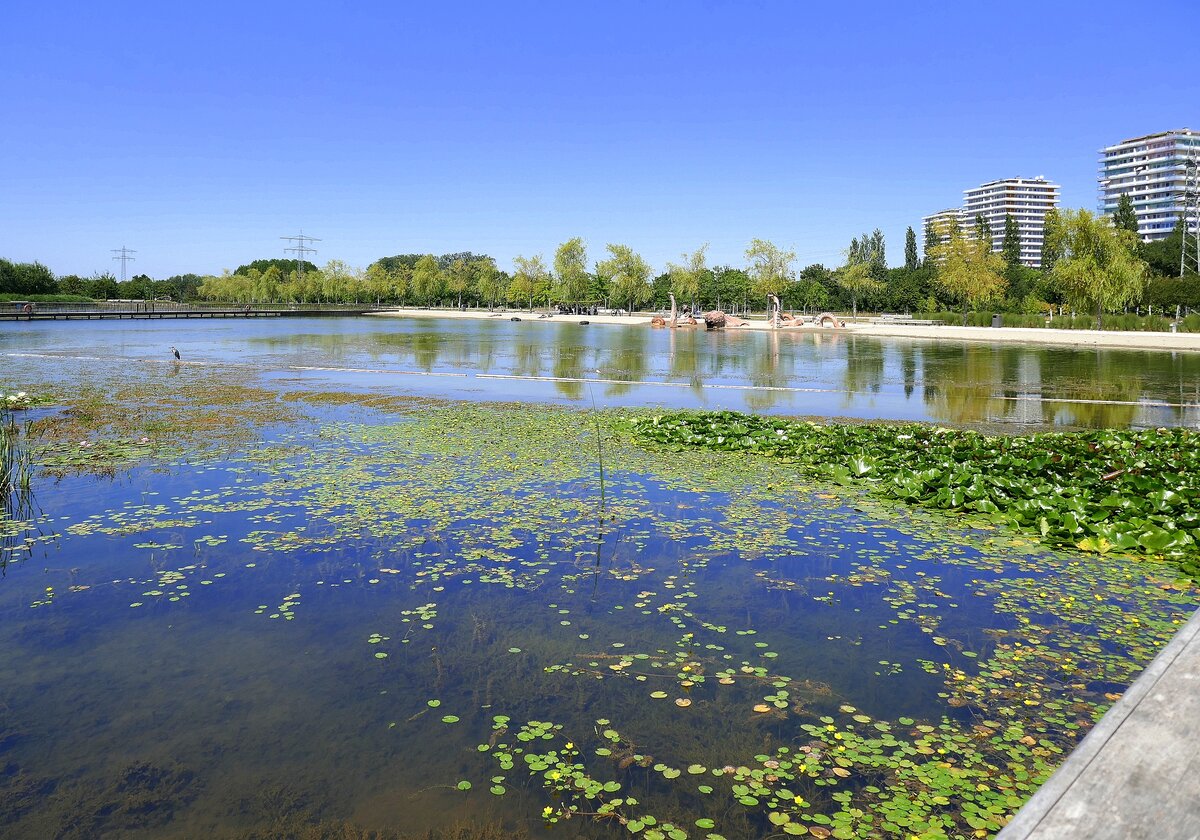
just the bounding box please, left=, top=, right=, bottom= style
left=629, top=411, right=1200, bottom=578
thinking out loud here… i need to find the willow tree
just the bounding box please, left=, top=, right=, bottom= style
left=744, top=239, right=795, bottom=303
left=410, top=255, right=443, bottom=306
left=508, top=254, right=550, bottom=310
left=666, top=244, right=708, bottom=321
left=834, top=261, right=882, bottom=319
left=474, top=258, right=507, bottom=310
left=553, top=238, right=590, bottom=305
left=596, top=244, right=652, bottom=313
left=444, top=258, right=474, bottom=308
left=931, top=226, right=1006, bottom=325
left=1046, top=209, right=1148, bottom=329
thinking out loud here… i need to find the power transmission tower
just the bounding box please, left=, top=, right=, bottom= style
left=281, top=231, right=321, bottom=283
left=1182, top=153, right=1200, bottom=277
left=111, top=246, right=136, bottom=282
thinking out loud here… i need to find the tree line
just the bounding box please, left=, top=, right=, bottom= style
left=4, top=204, right=1196, bottom=321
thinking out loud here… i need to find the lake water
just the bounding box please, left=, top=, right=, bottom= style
left=0, top=317, right=1196, bottom=839
left=3, top=315, right=1199, bottom=428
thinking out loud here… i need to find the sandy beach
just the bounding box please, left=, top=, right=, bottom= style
left=369, top=307, right=1200, bottom=352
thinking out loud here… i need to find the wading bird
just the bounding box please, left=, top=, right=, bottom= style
left=171, top=346, right=180, bottom=360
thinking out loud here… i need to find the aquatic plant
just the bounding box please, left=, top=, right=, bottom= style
left=630, top=411, right=1200, bottom=579
left=1, top=410, right=36, bottom=571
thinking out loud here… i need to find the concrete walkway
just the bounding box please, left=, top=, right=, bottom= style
left=369, top=309, right=1200, bottom=352
left=998, top=606, right=1200, bottom=839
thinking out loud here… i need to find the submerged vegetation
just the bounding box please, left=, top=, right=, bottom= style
left=0, top=360, right=1196, bottom=838
left=631, top=411, right=1200, bottom=579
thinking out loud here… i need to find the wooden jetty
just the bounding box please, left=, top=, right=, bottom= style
left=997, top=605, right=1200, bottom=839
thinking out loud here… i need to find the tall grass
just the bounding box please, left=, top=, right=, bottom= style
left=1, top=409, right=36, bottom=572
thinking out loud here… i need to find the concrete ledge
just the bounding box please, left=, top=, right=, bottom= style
left=997, top=606, right=1200, bottom=839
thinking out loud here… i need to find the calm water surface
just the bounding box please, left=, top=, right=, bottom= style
left=4, top=315, right=1199, bottom=428
left=0, top=318, right=1196, bottom=838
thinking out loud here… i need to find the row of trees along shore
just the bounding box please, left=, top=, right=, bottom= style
left=3, top=203, right=1198, bottom=329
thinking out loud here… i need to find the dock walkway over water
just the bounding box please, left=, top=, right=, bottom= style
left=998, top=605, right=1200, bottom=840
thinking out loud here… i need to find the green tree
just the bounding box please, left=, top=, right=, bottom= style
left=1112, top=193, right=1139, bottom=238
left=834, top=262, right=882, bottom=319
left=596, top=244, right=652, bottom=313
left=1040, top=208, right=1063, bottom=270
left=410, top=255, right=443, bottom=305
left=234, top=258, right=318, bottom=277
left=744, top=238, right=795, bottom=302
left=508, top=254, right=549, bottom=310
left=552, top=238, right=590, bottom=305
left=666, top=244, right=708, bottom=315
left=974, top=214, right=992, bottom=247
left=57, top=274, right=89, bottom=296
left=1001, top=214, right=1021, bottom=268
left=474, top=258, right=507, bottom=309
left=1046, top=208, right=1149, bottom=328
left=444, top=258, right=474, bottom=308
left=923, top=224, right=939, bottom=267
left=0, top=259, right=56, bottom=295
left=904, top=226, right=919, bottom=270
left=1141, top=218, right=1189, bottom=277
left=931, top=226, right=1007, bottom=325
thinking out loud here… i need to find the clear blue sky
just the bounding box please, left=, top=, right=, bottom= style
left=3, top=1, right=1196, bottom=278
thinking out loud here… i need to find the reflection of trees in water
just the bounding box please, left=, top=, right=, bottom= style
left=407, top=330, right=447, bottom=371
left=744, top=331, right=787, bottom=412
left=553, top=347, right=586, bottom=399
left=1038, top=350, right=1144, bottom=428
left=841, top=337, right=885, bottom=404
left=899, top=343, right=918, bottom=399
left=667, top=330, right=706, bottom=397
left=511, top=328, right=547, bottom=380
left=922, top=346, right=1011, bottom=424
left=601, top=328, right=650, bottom=397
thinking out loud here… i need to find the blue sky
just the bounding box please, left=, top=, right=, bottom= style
left=3, top=1, right=1197, bottom=278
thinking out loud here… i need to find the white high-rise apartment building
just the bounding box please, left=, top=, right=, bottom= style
left=1099, top=129, right=1200, bottom=242
left=962, top=177, right=1060, bottom=268
left=921, top=208, right=962, bottom=253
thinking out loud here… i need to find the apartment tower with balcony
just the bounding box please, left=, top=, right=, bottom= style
left=1099, top=129, right=1200, bottom=242
left=921, top=208, right=962, bottom=257
left=961, top=177, right=1060, bottom=268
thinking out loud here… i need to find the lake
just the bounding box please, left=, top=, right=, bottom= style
left=0, top=316, right=1196, bottom=839
left=3, top=315, right=1200, bottom=428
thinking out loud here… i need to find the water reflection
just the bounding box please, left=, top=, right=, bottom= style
left=5, top=317, right=1200, bottom=429
left=922, top=346, right=1013, bottom=425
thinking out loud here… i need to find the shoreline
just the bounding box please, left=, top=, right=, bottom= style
left=369, top=307, right=1200, bottom=352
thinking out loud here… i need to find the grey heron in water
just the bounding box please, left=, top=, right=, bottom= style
left=171, top=346, right=180, bottom=360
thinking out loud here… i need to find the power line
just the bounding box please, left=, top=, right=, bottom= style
left=281, top=231, right=321, bottom=283
left=111, top=246, right=136, bottom=282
